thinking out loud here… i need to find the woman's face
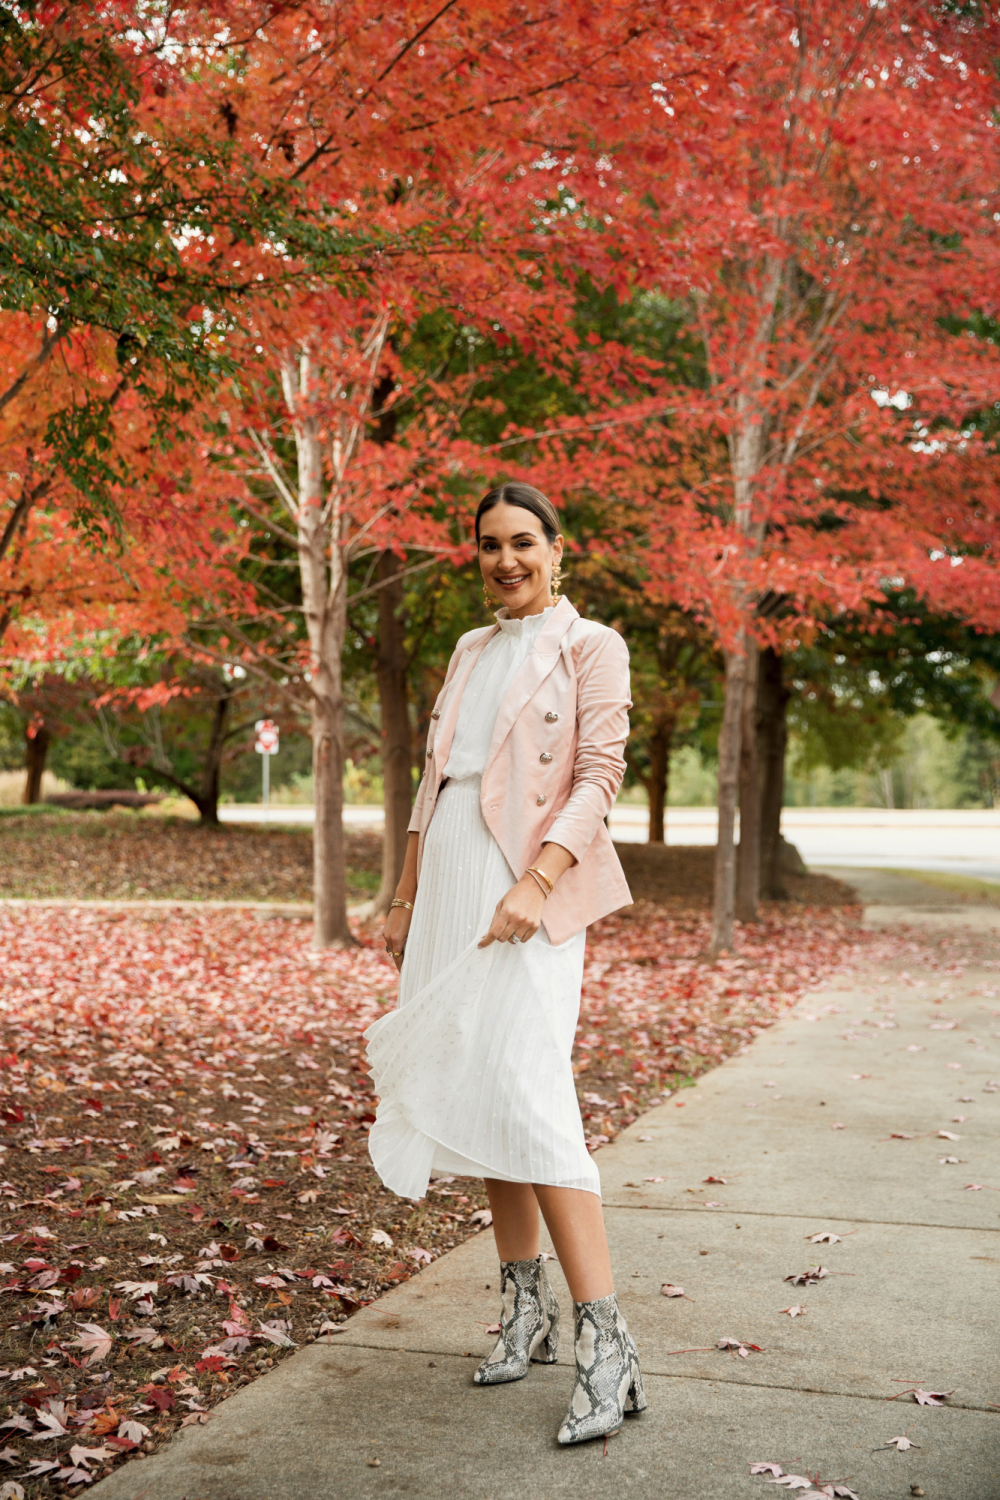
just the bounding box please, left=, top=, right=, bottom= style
left=478, top=503, right=563, bottom=618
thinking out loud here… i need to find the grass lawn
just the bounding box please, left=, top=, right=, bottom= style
left=874, top=867, right=1000, bottom=907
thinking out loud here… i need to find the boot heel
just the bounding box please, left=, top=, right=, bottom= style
left=625, top=1357, right=647, bottom=1413
left=538, top=1316, right=559, bottom=1363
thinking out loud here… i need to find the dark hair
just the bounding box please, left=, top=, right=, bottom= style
left=474, top=482, right=560, bottom=544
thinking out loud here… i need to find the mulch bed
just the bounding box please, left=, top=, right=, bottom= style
left=0, top=811, right=381, bottom=905
left=614, top=841, right=858, bottom=909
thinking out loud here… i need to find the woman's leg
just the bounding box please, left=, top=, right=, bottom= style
left=484, top=1179, right=540, bottom=1260
left=532, top=1185, right=614, bottom=1302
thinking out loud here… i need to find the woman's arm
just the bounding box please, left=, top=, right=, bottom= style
left=382, top=830, right=420, bottom=972
left=478, top=840, right=575, bottom=948
left=543, top=628, right=630, bottom=862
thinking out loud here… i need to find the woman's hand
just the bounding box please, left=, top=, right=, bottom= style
left=478, top=875, right=547, bottom=948
left=382, top=906, right=412, bottom=972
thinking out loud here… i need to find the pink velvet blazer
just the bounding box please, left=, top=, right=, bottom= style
left=408, top=595, right=632, bottom=944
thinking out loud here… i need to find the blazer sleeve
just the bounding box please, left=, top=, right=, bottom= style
left=406, top=634, right=471, bottom=835
left=544, top=627, right=631, bottom=862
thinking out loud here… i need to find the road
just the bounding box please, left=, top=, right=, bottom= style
left=219, top=802, right=1000, bottom=884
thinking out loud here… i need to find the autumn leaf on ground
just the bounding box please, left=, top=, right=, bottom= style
left=779, top=1306, right=807, bottom=1317
left=114, top=1280, right=159, bottom=1300
left=257, top=1319, right=295, bottom=1348
left=762, top=1474, right=814, bottom=1489
left=874, top=1435, right=920, bottom=1451
left=806, top=1232, right=842, bottom=1244
left=371, top=1229, right=393, bottom=1247
left=0, top=1482, right=25, bottom=1500
left=660, top=1284, right=693, bottom=1301
left=69, top=1323, right=113, bottom=1365
left=703, top=1175, right=727, bottom=1184
left=784, top=1266, right=829, bottom=1286
left=889, top=1386, right=955, bottom=1405
left=937, top=1131, right=961, bottom=1141
left=117, top=1419, right=150, bottom=1443
left=750, top=1463, right=784, bottom=1477
left=28, top=1408, right=69, bottom=1441
left=68, top=1445, right=115, bottom=1468
left=0, top=1453, right=17, bottom=1469
left=717, top=1336, right=764, bottom=1357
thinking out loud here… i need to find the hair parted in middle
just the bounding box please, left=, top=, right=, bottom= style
left=474, top=482, right=561, bottom=544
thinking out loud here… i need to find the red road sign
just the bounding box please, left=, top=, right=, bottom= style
left=255, top=719, right=279, bottom=755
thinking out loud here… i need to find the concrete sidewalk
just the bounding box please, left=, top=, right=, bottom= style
left=92, top=907, right=1000, bottom=1500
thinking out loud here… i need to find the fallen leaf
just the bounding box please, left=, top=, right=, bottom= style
left=257, top=1319, right=296, bottom=1348
left=937, top=1130, right=961, bottom=1141
left=371, top=1229, right=393, bottom=1248
left=117, top=1419, right=150, bottom=1443
left=717, top=1336, right=764, bottom=1357
left=878, top=1435, right=920, bottom=1451
left=806, top=1232, right=841, bottom=1244
left=660, top=1284, right=693, bottom=1301
left=784, top=1266, right=829, bottom=1286
left=68, top=1323, right=112, bottom=1366
left=779, top=1306, right=807, bottom=1318
left=750, top=1464, right=784, bottom=1477
left=67, top=1445, right=115, bottom=1468
left=703, top=1175, right=727, bottom=1184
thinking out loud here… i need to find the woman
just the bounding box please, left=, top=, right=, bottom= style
left=365, top=482, right=645, bottom=1445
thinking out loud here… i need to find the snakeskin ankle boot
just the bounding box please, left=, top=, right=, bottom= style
left=557, top=1292, right=646, bottom=1444
left=474, top=1256, right=560, bottom=1385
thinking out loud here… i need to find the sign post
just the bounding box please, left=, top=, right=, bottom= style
left=254, top=719, right=279, bottom=808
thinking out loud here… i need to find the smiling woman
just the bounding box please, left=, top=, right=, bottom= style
left=368, top=482, right=645, bottom=1447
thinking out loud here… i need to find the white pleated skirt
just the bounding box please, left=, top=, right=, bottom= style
left=364, top=775, right=599, bottom=1201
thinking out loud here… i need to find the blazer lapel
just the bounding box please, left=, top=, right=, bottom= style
left=483, top=596, right=579, bottom=773
left=432, top=627, right=499, bottom=774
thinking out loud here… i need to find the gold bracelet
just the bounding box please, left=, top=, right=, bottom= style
left=525, top=866, right=554, bottom=896
left=386, top=947, right=405, bottom=958
left=390, top=898, right=414, bottom=912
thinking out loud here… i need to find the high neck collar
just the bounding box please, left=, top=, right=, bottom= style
left=494, top=604, right=555, bottom=638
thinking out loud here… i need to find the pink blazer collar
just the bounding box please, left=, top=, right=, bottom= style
left=484, top=595, right=579, bottom=772
left=433, top=596, right=579, bottom=779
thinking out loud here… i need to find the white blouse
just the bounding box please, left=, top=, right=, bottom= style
left=442, top=607, right=554, bottom=781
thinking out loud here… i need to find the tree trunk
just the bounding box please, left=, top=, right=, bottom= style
left=283, top=349, right=353, bottom=949
left=194, top=692, right=230, bottom=827
left=757, top=647, right=790, bottom=899
left=646, top=715, right=674, bottom=844
left=23, top=724, right=50, bottom=804
left=735, top=638, right=761, bottom=922
left=710, top=641, right=746, bottom=956
left=374, top=551, right=412, bottom=914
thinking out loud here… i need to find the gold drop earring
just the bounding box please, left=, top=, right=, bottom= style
left=483, top=580, right=493, bottom=608
left=551, top=559, right=563, bottom=597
